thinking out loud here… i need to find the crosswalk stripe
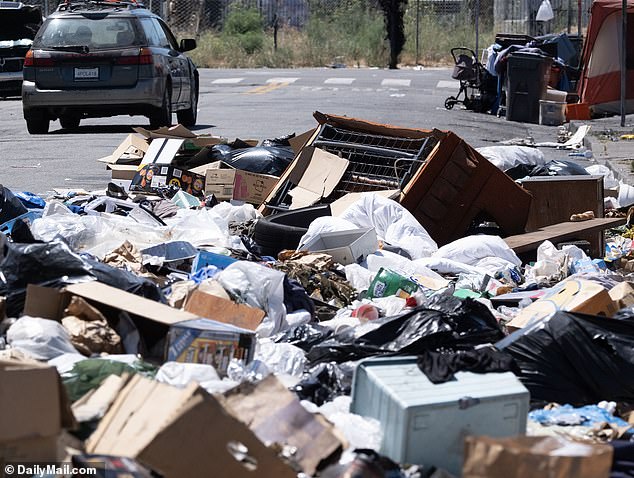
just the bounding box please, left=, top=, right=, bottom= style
left=436, top=80, right=460, bottom=89
left=324, top=78, right=355, bottom=85
left=381, top=79, right=411, bottom=87
left=211, top=78, right=244, bottom=84
left=266, top=77, right=299, bottom=84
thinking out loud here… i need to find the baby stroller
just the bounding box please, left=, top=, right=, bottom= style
left=444, top=47, right=497, bottom=113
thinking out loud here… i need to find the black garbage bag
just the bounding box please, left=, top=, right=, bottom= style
left=283, top=275, right=315, bottom=317
left=292, top=361, right=353, bottom=405
left=501, top=311, right=634, bottom=405
left=261, top=132, right=295, bottom=148
left=307, top=295, right=505, bottom=365
left=208, top=144, right=294, bottom=176
left=82, top=256, right=166, bottom=304
left=0, top=241, right=166, bottom=317
left=506, top=159, right=590, bottom=180
left=272, top=323, right=334, bottom=352
left=0, top=185, right=28, bottom=224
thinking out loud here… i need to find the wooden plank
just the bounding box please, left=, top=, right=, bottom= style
left=504, top=217, right=626, bottom=253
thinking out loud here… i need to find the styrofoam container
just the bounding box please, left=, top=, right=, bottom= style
left=298, top=227, right=378, bottom=265
left=539, top=100, right=566, bottom=126
left=350, top=356, right=529, bottom=475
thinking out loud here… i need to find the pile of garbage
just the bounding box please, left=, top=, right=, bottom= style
left=4, top=113, right=634, bottom=478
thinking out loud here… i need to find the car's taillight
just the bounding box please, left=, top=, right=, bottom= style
left=24, top=50, right=55, bottom=67
left=115, top=48, right=153, bottom=65
left=139, top=48, right=153, bottom=65
left=23, top=50, right=34, bottom=66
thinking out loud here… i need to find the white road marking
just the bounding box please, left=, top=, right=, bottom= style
left=324, top=77, right=355, bottom=85
left=381, top=78, right=411, bottom=87
left=266, top=77, right=299, bottom=84
left=211, top=78, right=244, bottom=84
left=436, top=80, right=461, bottom=89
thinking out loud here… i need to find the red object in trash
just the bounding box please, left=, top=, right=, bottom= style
left=351, top=304, right=379, bottom=321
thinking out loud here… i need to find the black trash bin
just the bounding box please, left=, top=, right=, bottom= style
left=506, top=52, right=552, bottom=124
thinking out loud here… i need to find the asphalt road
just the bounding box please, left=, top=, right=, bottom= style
left=1, top=67, right=569, bottom=195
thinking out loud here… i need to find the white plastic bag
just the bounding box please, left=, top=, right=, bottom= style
left=7, top=316, right=80, bottom=360
left=339, top=193, right=437, bottom=259
left=476, top=146, right=545, bottom=172
left=255, top=339, right=307, bottom=378
left=585, top=165, right=619, bottom=190
left=432, top=235, right=521, bottom=268
left=536, top=0, right=555, bottom=21
left=217, top=261, right=287, bottom=337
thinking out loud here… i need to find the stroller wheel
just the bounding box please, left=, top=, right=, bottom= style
left=444, top=97, right=457, bottom=110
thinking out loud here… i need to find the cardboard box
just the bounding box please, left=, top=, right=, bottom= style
left=609, top=281, right=634, bottom=310
left=130, top=163, right=206, bottom=197
left=507, top=278, right=617, bottom=330
left=298, top=227, right=378, bottom=265
left=166, top=318, right=256, bottom=376
left=463, top=436, right=613, bottom=478
left=184, top=290, right=265, bottom=331
left=233, top=169, right=278, bottom=205
left=97, top=134, right=148, bottom=165
left=223, top=375, right=344, bottom=476
left=107, top=164, right=138, bottom=192
left=24, top=282, right=199, bottom=362
left=86, top=375, right=296, bottom=478
left=204, top=168, right=236, bottom=200
left=0, top=359, right=75, bottom=463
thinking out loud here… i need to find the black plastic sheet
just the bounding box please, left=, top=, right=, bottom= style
left=501, top=311, right=634, bottom=405
left=0, top=185, right=28, bottom=224
left=306, top=295, right=505, bottom=365
left=273, top=323, right=334, bottom=352
left=293, top=362, right=353, bottom=406
left=506, top=159, right=590, bottom=180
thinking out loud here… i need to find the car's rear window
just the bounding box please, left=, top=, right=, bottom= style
left=36, top=17, right=138, bottom=49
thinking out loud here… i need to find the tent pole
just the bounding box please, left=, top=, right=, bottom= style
left=622, top=0, right=627, bottom=127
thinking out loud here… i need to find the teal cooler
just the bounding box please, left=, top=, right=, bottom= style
left=350, top=356, right=529, bottom=475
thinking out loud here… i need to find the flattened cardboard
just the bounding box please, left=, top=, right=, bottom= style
left=184, top=289, right=265, bottom=331
left=64, top=282, right=197, bottom=327
left=140, top=138, right=184, bottom=165
left=223, top=375, right=344, bottom=475
left=87, top=375, right=296, bottom=478
left=330, top=190, right=400, bottom=216
left=133, top=125, right=225, bottom=148
left=133, top=125, right=197, bottom=139
left=233, top=170, right=278, bottom=205
left=507, top=278, right=617, bottom=330
left=288, top=128, right=317, bottom=155
left=287, top=147, right=349, bottom=209
left=97, top=134, right=148, bottom=165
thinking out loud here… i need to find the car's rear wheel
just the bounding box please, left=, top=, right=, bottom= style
left=176, top=78, right=198, bottom=127
left=24, top=109, right=50, bottom=135
left=60, top=115, right=81, bottom=130
left=149, top=86, right=171, bottom=129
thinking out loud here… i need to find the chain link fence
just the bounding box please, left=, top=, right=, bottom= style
left=27, top=0, right=593, bottom=64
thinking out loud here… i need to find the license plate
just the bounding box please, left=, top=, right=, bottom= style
left=74, top=67, right=99, bottom=80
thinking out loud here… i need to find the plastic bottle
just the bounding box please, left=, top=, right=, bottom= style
left=568, top=150, right=593, bottom=159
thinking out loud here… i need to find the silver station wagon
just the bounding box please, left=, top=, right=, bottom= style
left=22, top=0, right=198, bottom=134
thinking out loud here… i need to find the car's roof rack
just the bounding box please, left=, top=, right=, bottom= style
left=56, top=0, right=145, bottom=12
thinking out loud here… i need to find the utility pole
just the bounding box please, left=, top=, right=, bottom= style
left=621, top=0, right=627, bottom=127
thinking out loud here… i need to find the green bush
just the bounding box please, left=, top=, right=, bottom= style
left=222, top=7, right=266, bottom=55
